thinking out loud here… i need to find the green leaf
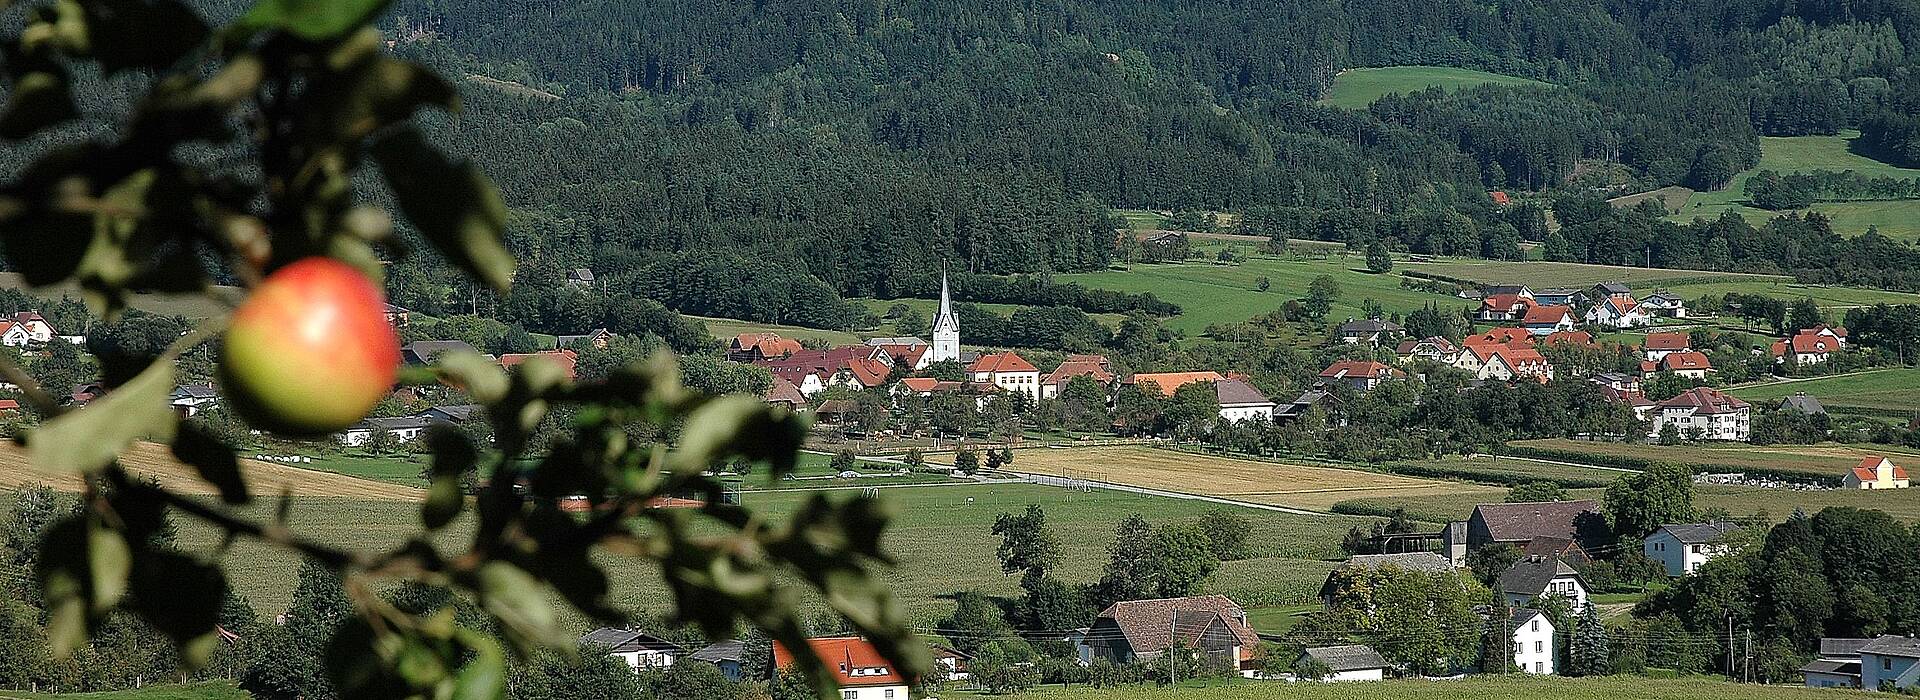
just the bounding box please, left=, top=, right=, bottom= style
left=86, top=519, right=130, bottom=611
left=29, top=358, right=176, bottom=473
left=436, top=351, right=508, bottom=404
left=371, top=128, right=514, bottom=293
left=171, top=423, right=249, bottom=505
left=671, top=396, right=807, bottom=476
left=35, top=516, right=134, bottom=658
left=237, top=0, right=390, bottom=41
left=450, top=630, right=507, bottom=700
left=421, top=426, right=474, bottom=530
left=0, top=70, right=77, bottom=139
left=474, top=562, right=561, bottom=654
left=126, top=551, right=226, bottom=670
left=80, top=0, right=208, bottom=74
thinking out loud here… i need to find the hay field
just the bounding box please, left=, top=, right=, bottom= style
left=0, top=440, right=423, bottom=501
left=1012, top=447, right=1499, bottom=511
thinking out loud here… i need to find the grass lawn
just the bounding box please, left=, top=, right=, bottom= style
left=1245, top=602, right=1321, bottom=635
left=0, top=683, right=247, bottom=700
left=158, top=481, right=1354, bottom=623
left=1388, top=456, right=1626, bottom=487
left=1728, top=368, right=1920, bottom=416
left=1338, top=479, right=1920, bottom=525
left=1405, top=258, right=1920, bottom=309
left=1010, top=446, right=1499, bottom=512
left=690, top=315, right=861, bottom=346
left=1508, top=437, right=1920, bottom=478
left=853, top=297, right=1127, bottom=331
left=1672, top=131, right=1920, bottom=240
left=978, top=675, right=1866, bottom=699
left=1060, top=255, right=1471, bottom=334
left=1321, top=66, right=1553, bottom=110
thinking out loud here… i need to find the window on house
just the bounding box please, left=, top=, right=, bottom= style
left=842, top=692, right=857, bottom=700
left=1514, top=642, right=1522, bottom=656
left=1536, top=641, right=1543, bottom=653
left=1531, top=620, right=1539, bottom=632
left=1535, top=662, right=1543, bottom=673
left=1886, top=658, right=1894, bottom=671
left=885, top=690, right=895, bottom=699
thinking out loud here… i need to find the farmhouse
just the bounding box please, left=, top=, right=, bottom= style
left=968, top=351, right=1041, bottom=400
left=1520, top=305, right=1577, bottom=335
left=687, top=640, right=746, bottom=681
left=0, top=321, right=31, bottom=347
left=762, top=376, right=807, bottom=409
left=1645, top=522, right=1739, bottom=576
left=555, top=328, right=616, bottom=350
left=581, top=628, right=684, bottom=671
left=1508, top=608, right=1557, bottom=675
left=1127, top=371, right=1227, bottom=396
left=565, top=267, right=596, bottom=288
left=1318, top=552, right=1453, bottom=603
left=1772, top=332, right=1838, bottom=365
left=1803, top=324, right=1849, bottom=347
left=757, top=346, right=893, bottom=395
left=1643, top=350, right=1713, bottom=380
left=1477, top=294, right=1532, bottom=322
left=1650, top=387, right=1749, bottom=441
left=1590, top=282, right=1632, bottom=300
left=1273, top=388, right=1336, bottom=424
left=1394, top=336, right=1459, bottom=365
left=1541, top=330, right=1597, bottom=349
left=1533, top=288, right=1584, bottom=307
left=1484, top=284, right=1535, bottom=300
left=1466, top=328, right=1533, bottom=348
left=402, top=340, right=482, bottom=365
left=170, top=384, right=219, bottom=416
left=6, top=311, right=55, bottom=343
left=383, top=303, right=411, bottom=328
left=1640, top=291, right=1687, bottom=318
left=1296, top=645, right=1389, bottom=682
left=1803, top=638, right=1872, bottom=689
left=1859, top=636, right=1920, bottom=691
left=1085, top=595, right=1259, bottom=672
left=1641, top=331, right=1691, bottom=362
left=1522, top=535, right=1592, bottom=565
left=1779, top=392, right=1827, bottom=416
left=1213, top=378, right=1275, bottom=423
left=499, top=348, right=578, bottom=381
left=728, top=332, right=805, bottom=362
left=1497, top=556, right=1589, bottom=609
left=1456, top=344, right=1551, bottom=383
left=1041, top=358, right=1115, bottom=399
left=340, top=416, right=432, bottom=447
left=774, top=637, right=910, bottom=700
left=1585, top=296, right=1649, bottom=329
left=873, top=342, right=932, bottom=371
left=1464, top=500, right=1604, bottom=553
left=1844, top=457, right=1909, bottom=490
left=1318, top=360, right=1406, bottom=391
left=1334, top=318, right=1404, bottom=347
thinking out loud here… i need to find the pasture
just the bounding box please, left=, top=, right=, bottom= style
left=0, top=441, right=423, bottom=500
left=1507, top=437, right=1920, bottom=478
left=1672, top=131, right=1920, bottom=240
left=111, top=480, right=1357, bottom=619
left=1408, top=259, right=1920, bottom=309
left=986, top=675, right=1871, bottom=699
left=1338, top=481, right=1920, bottom=526
left=1061, top=255, right=1472, bottom=333
left=1321, top=66, right=1553, bottom=110
left=1009, top=446, right=1500, bottom=512
left=1729, top=368, right=1920, bottom=416
left=690, top=314, right=861, bottom=346
left=0, top=683, right=247, bottom=700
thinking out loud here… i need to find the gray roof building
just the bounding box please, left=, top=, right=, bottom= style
left=1780, top=392, right=1827, bottom=416
left=579, top=628, right=684, bottom=654
left=1301, top=644, right=1389, bottom=673
left=1656, top=522, right=1738, bottom=544
left=1213, top=378, right=1274, bottom=407
left=1861, top=636, right=1920, bottom=658
left=402, top=340, right=481, bottom=365
left=1497, top=557, right=1585, bottom=598
left=1822, top=638, right=1874, bottom=658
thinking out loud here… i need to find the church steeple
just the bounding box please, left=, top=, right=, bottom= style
left=931, top=267, right=960, bottom=363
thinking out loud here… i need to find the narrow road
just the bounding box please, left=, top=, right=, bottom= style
left=1001, top=469, right=1370, bottom=519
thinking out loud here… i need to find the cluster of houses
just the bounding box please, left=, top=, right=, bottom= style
left=1804, top=636, right=1920, bottom=690
left=1469, top=282, right=1685, bottom=330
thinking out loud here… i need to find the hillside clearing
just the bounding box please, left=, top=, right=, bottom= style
left=1061, top=255, right=1472, bottom=333
left=1408, top=259, right=1920, bottom=309
left=0, top=441, right=423, bottom=500
left=689, top=314, right=862, bottom=345
left=1609, top=185, right=1694, bottom=212
left=1321, top=66, right=1553, bottom=110
left=1728, top=368, right=1920, bottom=416
left=1010, top=446, right=1499, bottom=512
left=1673, top=131, right=1920, bottom=240
left=1508, top=438, right=1920, bottom=478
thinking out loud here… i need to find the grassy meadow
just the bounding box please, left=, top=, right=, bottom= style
left=1508, top=437, right=1920, bottom=478
left=0, top=683, right=247, bottom=700
left=1669, top=131, right=1920, bottom=240
left=1409, top=259, right=1920, bottom=309
left=1728, top=368, right=1920, bottom=416
left=1011, top=446, right=1499, bottom=512
left=1060, top=254, right=1472, bottom=334
left=979, top=675, right=1871, bottom=699
left=1321, top=66, right=1553, bottom=110
left=691, top=314, right=862, bottom=346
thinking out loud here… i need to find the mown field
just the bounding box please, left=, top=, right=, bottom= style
left=1728, top=368, right=1920, bottom=416
left=1672, top=131, right=1920, bottom=240
left=1411, top=258, right=1920, bottom=310
left=1321, top=66, right=1553, bottom=110
left=1010, top=446, right=1499, bottom=512
left=0, top=683, right=246, bottom=700
left=1508, top=437, right=1920, bottom=478
left=690, top=314, right=862, bottom=346
left=1061, top=254, right=1473, bottom=333
left=0, top=441, right=423, bottom=500
left=109, top=480, right=1356, bottom=620
left=982, top=676, right=1870, bottom=699
left=1386, top=455, right=1627, bottom=487
left=1339, top=480, right=1920, bottom=525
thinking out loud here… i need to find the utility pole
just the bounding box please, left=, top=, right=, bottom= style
left=1727, top=615, right=1735, bottom=680
left=1745, top=629, right=1753, bottom=683
left=1169, top=615, right=1177, bottom=687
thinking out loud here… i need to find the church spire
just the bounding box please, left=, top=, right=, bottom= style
left=931, top=267, right=960, bottom=362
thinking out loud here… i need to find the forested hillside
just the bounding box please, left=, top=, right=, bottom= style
left=9, top=0, right=1920, bottom=332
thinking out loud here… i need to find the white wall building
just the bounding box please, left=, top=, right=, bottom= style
left=1649, top=387, right=1749, bottom=442
left=1509, top=609, right=1557, bottom=675
left=930, top=270, right=961, bottom=364
left=1861, top=636, right=1920, bottom=691
left=1645, top=523, right=1737, bottom=576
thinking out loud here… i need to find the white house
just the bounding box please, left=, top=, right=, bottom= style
left=581, top=628, right=684, bottom=671
left=1394, top=336, right=1459, bottom=365
left=1497, top=556, right=1589, bottom=610
left=1334, top=318, right=1404, bottom=347
left=1298, top=645, right=1389, bottom=682
left=1860, top=636, right=1920, bottom=691
left=968, top=351, right=1041, bottom=401
left=1641, top=331, right=1691, bottom=362
left=1520, top=305, right=1577, bottom=336
left=1645, top=522, right=1738, bottom=576
left=1318, top=360, right=1405, bottom=391
left=170, top=384, right=220, bottom=416
left=1773, top=332, right=1838, bottom=366
left=1645, top=350, right=1713, bottom=380
left=340, top=416, right=432, bottom=447
left=1844, top=457, right=1910, bottom=490
left=8, top=312, right=56, bottom=343
left=1649, top=387, right=1749, bottom=442
left=1639, top=292, right=1688, bottom=318
left=1585, top=296, right=1650, bottom=329
left=774, top=637, right=907, bottom=700
left=1509, top=608, right=1557, bottom=675
left=1213, top=378, right=1275, bottom=423
left=1803, top=638, right=1871, bottom=689
left=0, top=322, right=32, bottom=347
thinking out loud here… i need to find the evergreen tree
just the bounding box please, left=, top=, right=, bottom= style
left=1570, top=604, right=1612, bottom=676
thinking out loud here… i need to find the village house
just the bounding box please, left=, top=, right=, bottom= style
left=1590, top=282, right=1632, bottom=300
left=1455, top=344, right=1552, bottom=383
left=1643, top=350, right=1713, bottom=380
left=1533, top=288, right=1584, bottom=307
left=774, top=637, right=912, bottom=699
left=401, top=340, right=482, bottom=366
left=762, top=376, right=807, bottom=410
left=687, top=641, right=746, bottom=681
left=383, top=303, right=411, bottom=328
left=729, top=332, right=805, bottom=362
left=758, top=346, right=893, bottom=395
left=1296, top=645, right=1390, bottom=682
left=1273, top=388, right=1336, bottom=425
left=1520, top=305, right=1577, bottom=336
left=1394, top=336, right=1459, bottom=365
left=1477, top=293, right=1533, bottom=323
left=1523, top=535, right=1593, bottom=565
left=1508, top=608, right=1557, bottom=675
left=1213, top=378, right=1275, bottom=423
left=1585, top=295, right=1650, bottom=329
left=581, top=628, right=682, bottom=671
left=968, top=351, right=1041, bottom=401
left=1639, top=291, right=1688, bottom=318
left=1859, top=636, right=1920, bottom=691
left=1804, top=324, right=1850, bottom=347
left=1780, top=392, right=1827, bottom=417
left=169, top=384, right=219, bottom=416
left=556, top=328, right=616, bottom=350
left=1126, top=371, right=1226, bottom=397
left=1641, top=331, right=1692, bottom=362
left=565, top=267, right=596, bottom=288
left=1489, top=190, right=1512, bottom=207
left=1317, top=552, right=1453, bottom=605
left=929, top=646, right=971, bottom=682
left=1334, top=318, right=1404, bottom=347
left=419, top=404, right=481, bottom=424
left=6, top=311, right=56, bottom=344
left=1497, top=556, right=1590, bottom=610
left=499, top=348, right=578, bottom=382
left=1844, top=456, right=1910, bottom=490
left=1463, top=500, right=1604, bottom=554
left=1040, top=357, right=1115, bottom=399
left=1772, top=331, right=1838, bottom=365
left=340, top=416, right=433, bottom=447
left=1803, top=639, right=1872, bottom=689
left=1085, top=596, right=1260, bottom=676
left=0, top=321, right=32, bottom=347
left=1645, top=522, right=1739, bottom=576
left=1650, top=387, right=1749, bottom=441
left=1318, top=360, right=1407, bottom=391
left=1541, top=330, right=1597, bottom=349
left=1484, top=284, right=1535, bottom=300
left=1467, top=328, right=1534, bottom=347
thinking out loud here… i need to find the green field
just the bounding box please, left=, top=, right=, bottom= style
left=1389, top=456, right=1626, bottom=486
left=1509, top=437, right=1920, bottom=478
left=155, top=481, right=1351, bottom=622
left=690, top=314, right=862, bottom=346
left=1409, top=259, right=1920, bottom=310
left=1339, top=481, right=1920, bottom=527
left=1321, top=66, right=1553, bottom=110
left=1672, top=131, right=1920, bottom=240
left=986, top=675, right=1866, bottom=700
left=0, top=682, right=246, bottom=700
left=1729, top=368, right=1920, bottom=416
left=1061, top=255, right=1472, bottom=333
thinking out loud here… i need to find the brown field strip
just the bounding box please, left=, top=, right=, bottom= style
left=0, top=440, right=423, bottom=500
left=1012, top=446, right=1497, bottom=511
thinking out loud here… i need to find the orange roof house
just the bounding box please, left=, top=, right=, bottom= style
left=1542, top=330, right=1596, bottom=348
left=773, top=637, right=911, bottom=690
left=499, top=349, right=578, bottom=381
left=1126, top=371, right=1226, bottom=397
left=967, top=352, right=1038, bottom=374
left=1644, top=331, right=1691, bottom=352
left=1465, top=327, right=1535, bottom=349
left=729, top=332, right=805, bottom=361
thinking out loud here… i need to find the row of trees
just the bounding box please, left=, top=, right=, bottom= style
left=1745, top=169, right=1920, bottom=209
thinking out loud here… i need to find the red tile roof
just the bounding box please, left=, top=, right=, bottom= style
left=1128, top=371, right=1226, bottom=396
left=1643, top=331, right=1690, bottom=351
left=1657, top=387, right=1748, bottom=414
left=1318, top=360, right=1402, bottom=380
left=773, top=637, right=908, bottom=688
left=1480, top=294, right=1531, bottom=312
left=1788, top=333, right=1837, bottom=354
left=1490, top=190, right=1512, bottom=206
left=733, top=332, right=804, bottom=358
left=1658, top=351, right=1712, bottom=372
left=1542, top=330, right=1596, bottom=348
left=1521, top=305, right=1573, bottom=325
left=1853, top=457, right=1908, bottom=483
left=968, top=351, right=1037, bottom=374
left=1466, top=328, right=1534, bottom=348
left=762, top=376, right=806, bottom=405
left=499, top=349, right=578, bottom=381
left=844, top=358, right=891, bottom=387
left=1043, top=360, right=1114, bottom=386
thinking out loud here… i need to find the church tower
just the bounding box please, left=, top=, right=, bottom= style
left=931, top=269, right=960, bottom=363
